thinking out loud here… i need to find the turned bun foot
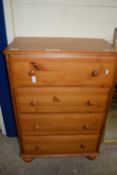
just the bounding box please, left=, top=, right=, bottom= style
left=87, top=155, right=97, bottom=160
left=22, top=157, right=33, bottom=162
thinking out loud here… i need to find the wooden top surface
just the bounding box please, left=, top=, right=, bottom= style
left=4, top=37, right=116, bottom=54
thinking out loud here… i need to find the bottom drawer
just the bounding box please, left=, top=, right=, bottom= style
left=22, top=135, right=100, bottom=155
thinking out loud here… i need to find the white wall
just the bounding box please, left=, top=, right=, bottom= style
left=3, top=0, right=117, bottom=43
left=0, top=106, right=6, bottom=135
left=3, top=0, right=15, bottom=43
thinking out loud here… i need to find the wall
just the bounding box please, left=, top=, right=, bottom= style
left=3, top=0, right=117, bottom=43
left=0, top=106, right=6, bottom=135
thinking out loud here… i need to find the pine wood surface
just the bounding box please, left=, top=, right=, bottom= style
left=4, top=37, right=117, bottom=162
left=18, top=113, right=104, bottom=136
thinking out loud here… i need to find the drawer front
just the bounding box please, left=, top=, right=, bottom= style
left=19, top=113, right=104, bottom=135
left=22, top=135, right=100, bottom=155
left=15, top=87, right=108, bottom=113
left=10, top=55, right=116, bottom=88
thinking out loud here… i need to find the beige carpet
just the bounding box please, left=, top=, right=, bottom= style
left=104, top=105, right=117, bottom=141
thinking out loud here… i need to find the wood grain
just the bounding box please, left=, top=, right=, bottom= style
left=10, top=56, right=116, bottom=88
left=18, top=113, right=105, bottom=136
left=22, top=135, right=100, bottom=155
left=3, top=37, right=115, bottom=54
left=3, top=37, right=117, bottom=161
left=15, top=87, right=109, bottom=113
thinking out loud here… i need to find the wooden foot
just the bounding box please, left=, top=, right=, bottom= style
left=87, top=155, right=97, bottom=160
left=22, top=157, right=33, bottom=162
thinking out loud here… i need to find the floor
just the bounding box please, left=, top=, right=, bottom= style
left=0, top=133, right=117, bottom=175
left=104, top=104, right=117, bottom=142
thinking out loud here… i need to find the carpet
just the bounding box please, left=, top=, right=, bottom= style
left=105, top=105, right=117, bottom=141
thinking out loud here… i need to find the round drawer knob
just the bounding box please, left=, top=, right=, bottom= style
left=87, top=100, right=92, bottom=106
left=33, top=125, right=39, bottom=131
left=92, top=69, right=99, bottom=77
left=30, top=100, right=39, bottom=106
left=35, top=144, right=40, bottom=151
left=28, top=70, right=36, bottom=76
left=80, top=144, right=86, bottom=149
left=83, top=124, right=89, bottom=130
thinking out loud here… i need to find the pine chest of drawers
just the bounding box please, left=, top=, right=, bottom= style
left=4, top=37, right=117, bottom=162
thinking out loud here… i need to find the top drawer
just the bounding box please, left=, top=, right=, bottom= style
left=9, top=54, right=116, bottom=88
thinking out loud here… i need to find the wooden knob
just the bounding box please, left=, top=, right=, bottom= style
left=31, top=62, right=40, bottom=70
left=30, top=100, right=39, bottom=106
left=35, top=144, right=40, bottom=151
left=28, top=70, right=36, bottom=76
left=80, top=144, right=86, bottom=149
left=33, top=125, right=39, bottom=131
left=92, top=69, right=99, bottom=77
left=83, top=124, right=89, bottom=130
left=28, top=62, right=40, bottom=76
left=53, top=96, right=60, bottom=103
left=87, top=100, right=92, bottom=106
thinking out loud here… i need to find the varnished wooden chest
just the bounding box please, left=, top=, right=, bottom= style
left=4, top=37, right=117, bottom=162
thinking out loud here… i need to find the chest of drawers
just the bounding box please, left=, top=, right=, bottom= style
left=4, top=37, right=117, bottom=162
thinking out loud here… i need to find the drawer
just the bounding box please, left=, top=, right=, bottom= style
left=10, top=55, right=116, bottom=88
left=19, top=113, right=105, bottom=135
left=22, top=135, right=100, bottom=155
left=15, top=87, right=108, bottom=113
